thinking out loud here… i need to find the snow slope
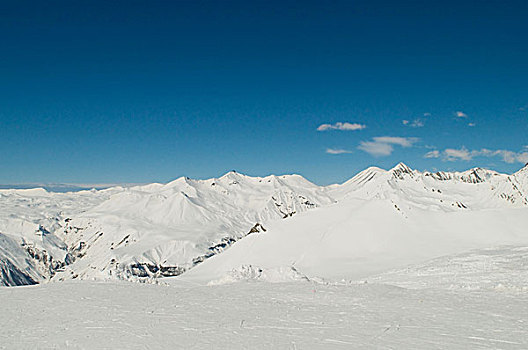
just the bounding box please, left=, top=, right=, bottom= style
left=51, top=172, right=335, bottom=282
left=182, top=163, right=528, bottom=283
left=0, top=172, right=333, bottom=284
left=2, top=245, right=528, bottom=349
left=181, top=199, right=528, bottom=284
left=0, top=188, right=116, bottom=286
left=1, top=163, right=527, bottom=286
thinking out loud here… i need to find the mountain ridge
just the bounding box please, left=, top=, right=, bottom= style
left=1, top=163, right=527, bottom=286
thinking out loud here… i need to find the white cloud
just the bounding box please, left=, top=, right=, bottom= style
left=428, top=147, right=528, bottom=164
left=424, top=150, right=440, bottom=158
left=491, top=150, right=528, bottom=164
left=326, top=148, right=353, bottom=155
left=358, top=141, right=394, bottom=156
left=468, top=123, right=476, bottom=127
left=423, top=112, right=431, bottom=117
left=372, top=136, right=418, bottom=148
left=444, top=147, right=473, bottom=161
left=456, top=111, right=468, bottom=118
left=402, top=120, right=409, bottom=125
left=519, top=153, right=528, bottom=163
left=317, top=122, right=366, bottom=131
left=358, top=136, right=418, bottom=156
left=478, top=148, right=493, bottom=156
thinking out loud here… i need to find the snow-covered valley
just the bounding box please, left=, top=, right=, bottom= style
left=1, top=163, right=528, bottom=348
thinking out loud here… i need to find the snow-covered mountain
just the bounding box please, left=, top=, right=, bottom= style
left=184, top=163, right=528, bottom=284
left=0, top=172, right=333, bottom=285
left=0, top=187, right=119, bottom=286
left=1, top=164, right=527, bottom=286
left=331, top=162, right=528, bottom=209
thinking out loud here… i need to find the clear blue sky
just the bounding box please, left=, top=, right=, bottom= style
left=1, top=0, right=527, bottom=185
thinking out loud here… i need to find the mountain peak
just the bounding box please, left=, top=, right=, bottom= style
left=392, top=162, right=412, bottom=171
left=389, top=162, right=415, bottom=180
left=220, top=170, right=244, bottom=180
left=515, top=162, right=528, bottom=175
left=390, top=162, right=413, bottom=174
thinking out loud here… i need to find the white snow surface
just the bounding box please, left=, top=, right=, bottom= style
left=1, top=246, right=528, bottom=349
left=0, top=187, right=118, bottom=285
left=2, top=163, right=528, bottom=348
left=182, top=163, right=528, bottom=284
left=0, top=163, right=527, bottom=286
left=0, top=172, right=334, bottom=284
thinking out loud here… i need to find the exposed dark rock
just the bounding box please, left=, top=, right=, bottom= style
left=127, top=263, right=186, bottom=278
left=0, top=259, right=37, bottom=287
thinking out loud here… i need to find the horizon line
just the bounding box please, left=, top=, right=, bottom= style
left=2, top=161, right=526, bottom=192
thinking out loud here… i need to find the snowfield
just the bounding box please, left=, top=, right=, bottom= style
left=1, top=246, right=527, bottom=349
left=1, top=163, right=528, bottom=348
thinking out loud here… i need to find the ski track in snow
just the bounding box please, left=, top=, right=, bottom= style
left=0, top=278, right=526, bottom=348
left=1, top=246, right=528, bottom=349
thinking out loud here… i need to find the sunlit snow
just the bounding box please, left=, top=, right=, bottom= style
left=1, top=163, right=527, bottom=348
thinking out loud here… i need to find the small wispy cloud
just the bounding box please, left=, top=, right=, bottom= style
left=373, top=136, right=418, bottom=147
left=402, top=118, right=425, bottom=128
left=358, top=136, right=418, bottom=156
left=490, top=150, right=528, bottom=164
left=326, top=148, right=353, bottom=155
left=468, top=123, right=476, bottom=127
left=403, top=113, right=430, bottom=128
left=317, top=122, right=366, bottom=131
left=455, top=111, right=468, bottom=118
left=424, top=150, right=440, bottom=158
left=444, top=147, right=473, bottom=161
left=424, top=147, right=528, bottom=164
left=358, top=141, right=394, bottom=156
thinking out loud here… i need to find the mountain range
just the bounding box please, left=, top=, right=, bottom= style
left=1, top=163, right=527, bottom=286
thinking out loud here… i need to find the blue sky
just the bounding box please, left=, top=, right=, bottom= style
left=1, top=0, right=527, bottom=185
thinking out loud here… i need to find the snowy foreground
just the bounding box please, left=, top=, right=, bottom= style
left=1, top=246, right=527, bottom=349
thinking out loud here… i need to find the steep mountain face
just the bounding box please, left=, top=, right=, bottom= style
left=513, top=163, right=528, bottom=193
left=1, top=164, right=527, bottom=286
